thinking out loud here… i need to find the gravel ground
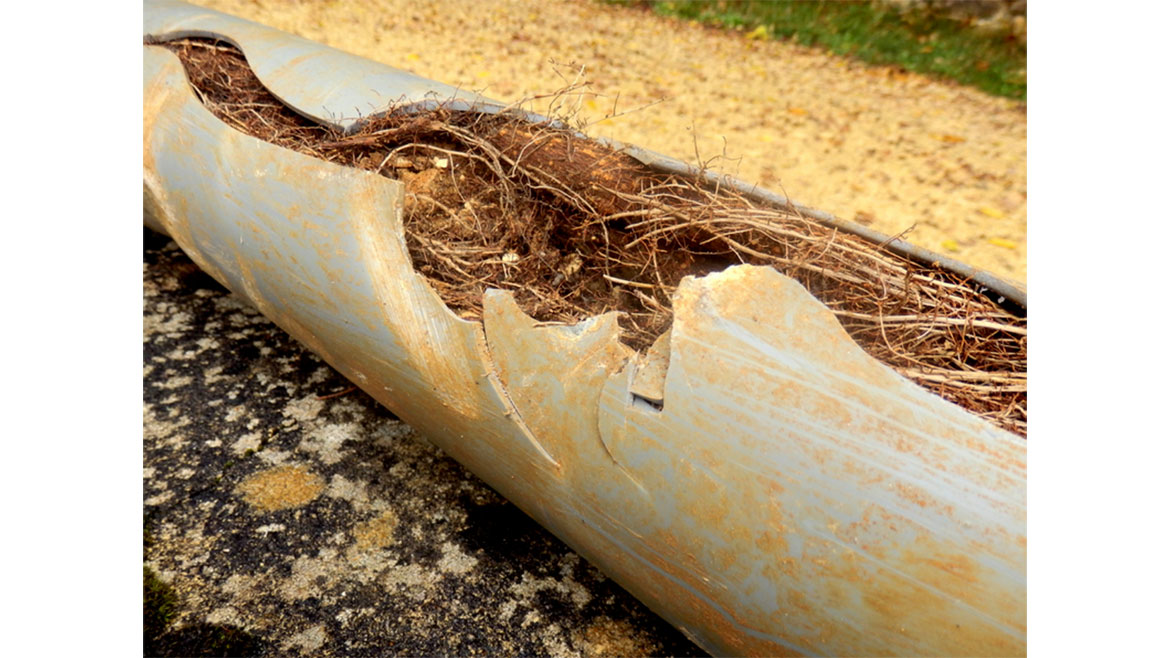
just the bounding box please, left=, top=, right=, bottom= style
left=192, top=0, right=1026, bottom=283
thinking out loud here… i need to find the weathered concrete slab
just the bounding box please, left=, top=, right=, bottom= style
left=144, top=229, right=704, bottom=656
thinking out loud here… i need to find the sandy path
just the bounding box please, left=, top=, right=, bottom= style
left=191, top=0, right=1026, bottom=282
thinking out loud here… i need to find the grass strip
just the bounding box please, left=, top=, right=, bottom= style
left=610, top=1, right=1026, bottom=100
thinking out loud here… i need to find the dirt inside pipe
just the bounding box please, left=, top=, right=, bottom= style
left=153, top=38, right=1027, bottom=437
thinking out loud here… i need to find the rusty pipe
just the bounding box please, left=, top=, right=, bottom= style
left=143, top=1, right=1026, bottom=655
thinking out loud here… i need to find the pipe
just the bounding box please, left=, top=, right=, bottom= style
left=142, top=2, right=1026, bottom=655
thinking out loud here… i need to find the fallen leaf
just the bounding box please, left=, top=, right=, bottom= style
left=935, top=134, right=966, bottom=144
left=746, top=25, right=769, bottom=41
left=941, top=239, right=960, bottom=252
left=788, top=107, right=808, bottom=116
left=989, top=238, right=1017, bottom=249
left=979, top=206, right=1005, bottom=219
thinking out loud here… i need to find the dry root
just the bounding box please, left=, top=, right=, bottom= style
left=159, top=38, right=1027, bottom=437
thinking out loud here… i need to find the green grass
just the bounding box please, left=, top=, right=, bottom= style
left=609, top=1, right=1026, bottom=100
left=143, top=564, right=264, bottom=657
left=144, top=566, right=179, bottom=642
left=144, top=518, right=264, bottom=657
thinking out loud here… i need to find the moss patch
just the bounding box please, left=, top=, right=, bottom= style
left=143, top=566, right=265, bottom=657
left=144, top=566, right=179, bottom=643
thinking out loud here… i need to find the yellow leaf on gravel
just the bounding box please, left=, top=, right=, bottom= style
left=746, top=25, right=769, bottom=41
left=979, top=206, right=1005, bottom=219
left=788, top=107, right=808, bottom=116
left=941, top=239, right=960, bottom=252
left=935, top=133, right=966, bottom=143
left=989, top=238, right=1017, bottom=249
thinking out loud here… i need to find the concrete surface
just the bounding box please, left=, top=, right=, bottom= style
left=143, top=228, right=706, bottom=657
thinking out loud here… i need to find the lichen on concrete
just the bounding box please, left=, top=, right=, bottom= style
left=143, top=228, right=705, bottom=656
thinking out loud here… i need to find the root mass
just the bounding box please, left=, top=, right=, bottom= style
left=156, top=38, right=1027, bottom=437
